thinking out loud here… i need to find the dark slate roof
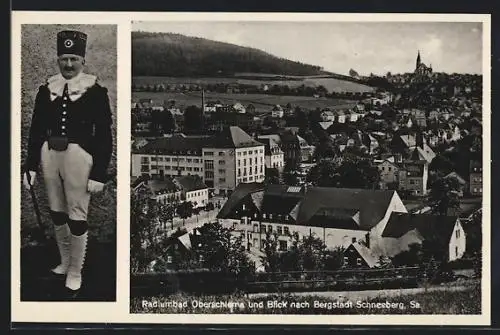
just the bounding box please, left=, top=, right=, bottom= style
left=174, top=175, right=207, bottom=192
left=133, top=127, right=263, bottom=154
left=382, top=212, right=458, bottom=246
left=133, top=134, right=207, bottom=155
left=345, top=242, right=380, bottom=268
left=212, top=126, right=264, bottom=148
left=146, top=178, right=179, bottom=194
left=217, top=183, right=265, bottom=219
left=218, top=183, right=399, bottom=231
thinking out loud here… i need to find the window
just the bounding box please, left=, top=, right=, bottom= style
left=255, top=166, right=258, bottom=174
left=260, top=166, right=263, bottom=173
left=219, top=160, right=225, bottom=165
left=172, top=157, right=178, bottom=162
left=193, top=159, right=199, bottom=163
left=165, top=166, right=171, bottom=170
left=268, top=225, right=273, bottom=232
left=194, top=167, right=200, bottom=172
left=388, top=167, right=392, bottom=172
left=205, top=151, right=214, bottom=156
left=219, top=178, right=226, bottom=183
left=167, top=255, right=173, bottom=264
left=279, top=240, right=287, bottom=251
left=187, top=167, right=192, bottom=171
left=253, top=224, right=258, bottom=232
left=244, top=159, right=247, bottom=166
left=187, top=158, right=192, bottom=163
left=151, top=156, right=157, bottom=162
left=254, top=157, right=257, bottom=164
left=277, top=226, right=283, bottom=235
left=178, top=158, right=185, bottom=163
left=205, top=160, right=214, bottom=170
left=141, top=165, right=149, bottom=172
left=219, top=152, right=225, bottom=156
left=356, top=258, right=362, bottom=266
left=352, top=237, right=356, bottom=243
left=237, top=152, right=241, bottom=156
left=141, top=157, right=149, bottom=164
left=165, top=157, right=171, bottom=162
left=158, top=157, right=163, bottom=162
left=456, top=230, right=460, bottom=238
left=343, top=256, right=348, bottom=264
left=284, top=226, right=290, bottom=235
left=218, top=169, right=225, bottom=174
left=238, top=169, right=241, bottom=177
left=243, top=168, right=247, bottom=176
left=455, top=246, right=459, bottom=257
left=249, top=176, right=253, bottom=181
left=382, top=167, right=385, bottom=171
left=179, top=167, right=185, bottom=171
left=260, top=225, right=266, bottom=233
left=243, top=151, right=247, bottom=156
left=205, top=171, right=214, bottom=179
left=243, top=177, right=247, bottom=182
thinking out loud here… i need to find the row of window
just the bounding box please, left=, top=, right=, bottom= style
left=237, top=166, right=263, bottom=177
left=145, top=156, right=202, bottom=164
left=187, top=191, right=206, bottom=199
left=237, top=175, right=263, bottom=183
left=204, top=151, right=230, bottom=156
left=238, top=157, right=264, bottom=166
left=237, top=149, right=264, bottom=156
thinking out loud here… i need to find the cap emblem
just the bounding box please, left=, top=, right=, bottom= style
left=64, top=39, right=74, bottom=48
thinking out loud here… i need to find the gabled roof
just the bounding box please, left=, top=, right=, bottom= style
left=382, top=213, right=458, bottom=247
left=146, top=178, right=179, bottom=194
left=174, top=175, right=207, bottom=192
left=211, top=126, right=264, bottom=148
left=346, top=242, right=380, bottom=268
left=218, top=183, right=400, bottom=231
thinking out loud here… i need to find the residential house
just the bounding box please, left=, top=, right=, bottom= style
left=246, top=104, right=256, bottom=114
left=398, top=159, right=429, bottom=196
left=217, top=183, right=408, bottom=252
left=469, top=160, right=482, bottom=196
left=131, top=127, right=265, bottom=196
left=343, top=242, right=380, bottom=268
left=390, top=134, right=436, bottom=164
left=377, top=160, right=400, bottom=190
left=271, top=105, right=284, bottom=118
left=381, top=213, right=466, bottom=262
left=335, top=110, right=347, bottom=123
left=232, top=102, right=246, bottom=114
left=320, top=109, right=335, bottom=122
left=259, top=137, right=285, bottom=172
left=136, top=177, right=183, bottom=204
left=174, top=175, right=209, bottom=208
left=297, top=135, right=315, bottom=162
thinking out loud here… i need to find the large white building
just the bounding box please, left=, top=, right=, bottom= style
left=131, top=127, right=265, bottom=196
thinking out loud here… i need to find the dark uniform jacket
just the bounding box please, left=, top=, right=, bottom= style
left=25, top=73, right=113, bottom=183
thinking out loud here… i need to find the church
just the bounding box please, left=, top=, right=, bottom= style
left=414, top=50, right=433, bottom=77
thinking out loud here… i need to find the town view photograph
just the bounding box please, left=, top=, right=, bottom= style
left=129, top=21, right=485, bottom=315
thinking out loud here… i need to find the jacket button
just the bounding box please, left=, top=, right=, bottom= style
left=63, top=104, right=67, bottom=108
left=62, top=118, right=66, bottom=122
left=63, top=96, right=68, bottom=101
left=61, top=126, right=66, bottom=129
left=62, top=111, right=67, bottom=115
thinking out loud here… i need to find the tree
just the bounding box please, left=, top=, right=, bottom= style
left=184, top=105, right=203, bottom=133
left=307, top=157, right=380, bottom=189
left=177, top=201, right=194, bottom=226
left=261, top=232, right=281, bottom=273
left=130, top=187, right=166, bottom=273
left=313, top=140, right=338, bottom=161
left=299, top=234, right=328, bottom=272
left=265, top=168, right=280, bottom=185
left=195, top=222, right=255, bottom=279
left=282, top=158, right=301, bottom=186
left=427, top=177, right=461, bottom=216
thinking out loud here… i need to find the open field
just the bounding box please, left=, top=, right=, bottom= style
left=132, top=91, right=357, bottom=114
left=131, top=283, right=480, bottom=314
left=134, top=75, right=375, bottom=93
left=20, top=25, right=117, bottom=245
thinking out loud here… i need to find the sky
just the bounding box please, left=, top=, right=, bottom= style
left=133, top=21, right=483, bottom=76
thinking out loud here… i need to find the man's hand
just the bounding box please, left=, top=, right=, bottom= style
left=23, top=171, right=37, bottom=190
left=87, top=179, right=105, bottom=193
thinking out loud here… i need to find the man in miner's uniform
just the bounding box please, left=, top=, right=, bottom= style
left=23, top=30, right=113, bottom=297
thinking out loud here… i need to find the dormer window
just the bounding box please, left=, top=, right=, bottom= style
left=242, top=204, right=246, bottom=210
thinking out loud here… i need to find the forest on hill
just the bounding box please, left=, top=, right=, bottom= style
left=132, top=31, right=327, bottom=77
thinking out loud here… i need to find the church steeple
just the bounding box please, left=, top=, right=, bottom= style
left=416, top=50, right=421, bottom=69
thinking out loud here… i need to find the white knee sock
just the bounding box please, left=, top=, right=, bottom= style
left=65, top=232, right=88, bottom=291
left=52, top=224, right=71, bottom=275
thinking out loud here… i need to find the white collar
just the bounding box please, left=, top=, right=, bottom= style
left=47, top=72, right=97, bottom=101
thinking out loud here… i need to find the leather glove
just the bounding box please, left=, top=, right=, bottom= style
left=87, top=179, right=105, bottom=193
left=23, top=171, right=37, bottom=190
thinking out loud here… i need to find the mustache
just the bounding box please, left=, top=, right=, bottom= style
left=63, top=67, right=75, bottom=71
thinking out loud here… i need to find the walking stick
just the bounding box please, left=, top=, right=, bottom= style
left=25, top=171, right=47, bottom=244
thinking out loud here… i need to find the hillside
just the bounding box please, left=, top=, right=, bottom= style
left=132, top=31, right=327, bottom=77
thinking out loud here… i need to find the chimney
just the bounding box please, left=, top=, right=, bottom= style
left=365, top=232, right=370, bottom=249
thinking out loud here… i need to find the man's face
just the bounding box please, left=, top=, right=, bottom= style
left=57, top=54, right=85, bottom=80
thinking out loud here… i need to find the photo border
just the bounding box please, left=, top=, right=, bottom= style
left=11, top=11, right=491, bottom=326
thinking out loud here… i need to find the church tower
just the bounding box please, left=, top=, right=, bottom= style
left=416, top=50, right=421, bottom=70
